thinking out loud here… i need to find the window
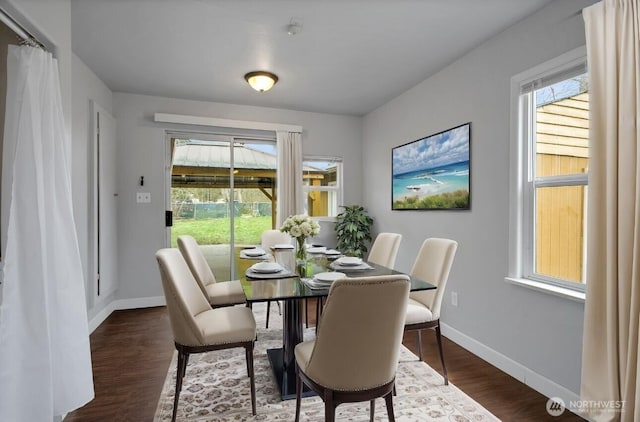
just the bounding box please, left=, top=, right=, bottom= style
left=510, top=47, right=588, bottom=293
left=302, top=156, right=342, bottom=218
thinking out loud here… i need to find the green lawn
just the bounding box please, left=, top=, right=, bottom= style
left=170, top=216, right=273, bottom=247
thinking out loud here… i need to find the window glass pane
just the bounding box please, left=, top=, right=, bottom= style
left=534, top=72, right=589, bottom=177
left=535, top=185, right=586, bottom=283
left=303, top=161, right=339, bottom=187
left=306, top=190, right=338, bottom=217
left=303, top=158, right=341, bottom=217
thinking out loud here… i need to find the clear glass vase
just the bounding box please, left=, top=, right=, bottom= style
left=295, top=236, right=307, bottom=276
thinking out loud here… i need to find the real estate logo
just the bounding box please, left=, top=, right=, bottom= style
left=546, top=397, right=566, bottom=416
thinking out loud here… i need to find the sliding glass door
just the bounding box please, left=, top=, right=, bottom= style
left=167, top=134, right=277, bottom=280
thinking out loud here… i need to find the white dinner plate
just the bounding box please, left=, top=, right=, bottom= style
left=335, top=256, right=363, bottom=266
left=314, top=272, right=346, bottom=283
left=250, top=262, right=283, bottom=273
left=304, top=279, right=331, bottom=290
left=324, top=249, right=341, bottom=256
left=307, top=246, right=327, bottom=254
left=243, top=248, right=266, bottom=257
left=273, top=243, right=294, bottom=250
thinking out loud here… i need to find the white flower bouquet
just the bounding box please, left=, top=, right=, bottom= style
left=280, top=214, right=320, bottom=260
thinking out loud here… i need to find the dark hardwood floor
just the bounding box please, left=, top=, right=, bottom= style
left=65, top=305, right=584, bottom=421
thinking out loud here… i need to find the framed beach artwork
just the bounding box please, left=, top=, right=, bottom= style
left=392, top=122, right=471, bottom=210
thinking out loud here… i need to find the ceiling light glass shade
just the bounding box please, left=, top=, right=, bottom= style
left=244, top=71, right=278, bottom=92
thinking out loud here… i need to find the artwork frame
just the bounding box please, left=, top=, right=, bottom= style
left=392, top=122, right=471, bottom=210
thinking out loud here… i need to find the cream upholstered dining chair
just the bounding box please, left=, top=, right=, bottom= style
left=155, top=248, right=257, bottom=421
left=294, top=274, right=411, bottom=422
left=177, top=235, right=246, bottom=307
left=367, top=232, right=403, bottom=268
left=404, top=237, right=458, bottom=385
left=261, top=229, right=292, bottom=328
left=261, top=228, right=292, bottom=251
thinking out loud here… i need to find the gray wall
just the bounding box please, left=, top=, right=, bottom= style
left=113, top=93, right=362, bottom=301
left=362, top=0, right=596, bottom=395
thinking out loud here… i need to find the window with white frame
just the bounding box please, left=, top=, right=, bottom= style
left=510, top=47, right=588, bottom=292
left=302, top=156, right=342, bottom=218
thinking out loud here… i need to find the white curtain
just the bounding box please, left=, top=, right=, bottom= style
left=0, top=45, right=94, bottom=420
left=276, top=130, right=303, bottom=225
left=581, top=1, right=640, bottom=421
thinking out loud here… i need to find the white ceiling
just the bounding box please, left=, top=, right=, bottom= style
left=70, top=0, right=553, bottom=116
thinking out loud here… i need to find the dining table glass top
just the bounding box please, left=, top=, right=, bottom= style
left=239, top=248, right=436, bottom=302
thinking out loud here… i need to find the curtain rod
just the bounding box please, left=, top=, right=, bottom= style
left=0, top=8, right=44, bottom=49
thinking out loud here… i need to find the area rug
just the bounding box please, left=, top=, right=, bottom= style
left=154, top=302, right=500, bottom=421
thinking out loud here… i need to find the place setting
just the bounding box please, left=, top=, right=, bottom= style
left=245, top=261, right=296, bottom=279
left=303, top=271, right=347, bottom=290
left=271, top=243, right=294, bottom=251
left=329, top=256, right=374, bottom=272
left=306, top=245, right=327, bottom=254
left=239, top=247, right=271, bottom=260
left=323, top=248, right=342, bottom=260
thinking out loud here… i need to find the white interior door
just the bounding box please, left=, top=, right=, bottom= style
left=93, top=101, right=118, bottom=299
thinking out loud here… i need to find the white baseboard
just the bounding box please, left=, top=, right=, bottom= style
left=88, top=296, right=165, bottom=334
left=440, top=322, right=580, bottom=406
left=88, top=301, right=116, bottom=333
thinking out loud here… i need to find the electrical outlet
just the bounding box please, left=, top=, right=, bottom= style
left=451, top=291, right=458, bottom=307
left=136, top=192, right=151, bottom=203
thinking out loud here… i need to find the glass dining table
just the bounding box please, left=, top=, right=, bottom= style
left=239, top=248, right=437, bottom=400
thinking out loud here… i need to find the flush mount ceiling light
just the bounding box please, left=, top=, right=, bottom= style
left=244, top=71, right=279, bottom=92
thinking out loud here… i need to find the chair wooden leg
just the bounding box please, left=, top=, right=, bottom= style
left=384, top=391, right=396, bottom=422
left=435, top=323, right=448, bottom=385
left=245, top=347, right=250, bottom=377
left=173, top=350, right=188, bottom=422
left=295, top=370, right=302, bottom=422
left=246, top=344, right=256, bottom=415
left=370, top=399, right=375, bottom=421
left=324, top=390, right=336, bottom=422
left=315, top=297, right=324, bottom=334
left=315, top=299, right=320, bottom=333
left=182, top=353, right=189, bottom=378
left=305, top=298, right=309, bottom=328
left=266, top=301, right=271, bottom=328
left=416, top=330, right=424, bottom=360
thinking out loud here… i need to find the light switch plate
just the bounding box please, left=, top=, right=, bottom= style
left=136, top=192, right=151, bottom=203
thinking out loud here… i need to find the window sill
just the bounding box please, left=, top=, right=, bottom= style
left=311, top=216, right=337, bottom=223
left=504, top=277, right=585, bottom=303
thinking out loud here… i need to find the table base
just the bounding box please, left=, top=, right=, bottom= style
left=266, top=347, right=314, bottom=400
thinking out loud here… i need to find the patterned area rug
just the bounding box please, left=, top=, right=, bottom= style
left=154, top=302, right=500, bottom=421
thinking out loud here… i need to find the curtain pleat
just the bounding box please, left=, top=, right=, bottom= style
left=581, top=1, right=640, bottom=421
left=0, top=45, right=94, bottom=420
left=276, top=130, right=303, bottom=226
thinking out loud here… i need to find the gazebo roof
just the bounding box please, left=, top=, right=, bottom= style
left=173, top=142, right=278, bottom=170
left=171, top=141, right=327, bottom=189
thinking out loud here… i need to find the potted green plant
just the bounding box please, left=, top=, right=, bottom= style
left=334, top=205, right=374, bottom=257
